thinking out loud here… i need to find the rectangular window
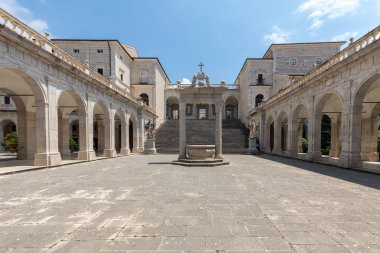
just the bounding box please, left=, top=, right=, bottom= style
left=120, top=73, right=124, bottom=81
left=257, top=74, right=263, bottom=84
left=73, top=49, right=80, bottom=53
left=4, top=96, right=10, bottom=105
left=199, top=109, right=207, bottom=120
left=139, top=70, right=148, bottom=84
left=97, top=68, right=104, bottom=75
left=97, top=49, right=103, bottom=53
left=186, top=104, right=193, bottom=116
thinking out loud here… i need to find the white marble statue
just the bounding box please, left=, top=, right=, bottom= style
left=249, top=118, right=257, bottom=139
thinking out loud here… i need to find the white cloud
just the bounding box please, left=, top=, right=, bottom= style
left=297, top=0, right=360, bottom=30
left=264, top=26, right=292, bottom=44
left=331, top=31, right=359, bottom=41
left=181, top=78, right=191, bottom=84
left=0, top=0, right=49, bottom=33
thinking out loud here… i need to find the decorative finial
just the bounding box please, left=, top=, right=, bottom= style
left=198, top=62, right=204, bottom=72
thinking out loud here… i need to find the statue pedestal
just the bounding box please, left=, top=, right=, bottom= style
left=144, top=139, right=157, bottom=155
left=247, top=138, right=260, bottom=155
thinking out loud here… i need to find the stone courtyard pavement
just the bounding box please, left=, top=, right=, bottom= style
left=0, top=154, right=380, bottom=253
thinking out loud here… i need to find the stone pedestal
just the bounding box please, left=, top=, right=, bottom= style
left=104, top=149, right=116, bottom=158
left=247, top=138, right=260, bottom=155
left=145, top=139, right=157, bottom=154
left=78, top=150, right=96, bottom=161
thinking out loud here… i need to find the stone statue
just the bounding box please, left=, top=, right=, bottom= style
left=248, top=118, right=257, bottom=139
left=145, top=120, right=155, bottom=139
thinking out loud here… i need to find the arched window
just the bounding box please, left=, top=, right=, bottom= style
left=255, top=94, right=264, bottom=107
left=288, top=58, right=297, bottom=65
left=140, top=93, right=149, bottom=106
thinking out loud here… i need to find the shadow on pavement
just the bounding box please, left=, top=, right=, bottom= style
left=256, top=154, right=380, bottom=190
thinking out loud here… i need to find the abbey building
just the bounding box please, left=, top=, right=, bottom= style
left=0, top=9, right=379, bottom=173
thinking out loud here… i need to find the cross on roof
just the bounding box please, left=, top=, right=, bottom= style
left=198, top=62, right=204, bottom=72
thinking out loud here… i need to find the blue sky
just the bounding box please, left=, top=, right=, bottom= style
left=0, top=0, right=379, bottom=83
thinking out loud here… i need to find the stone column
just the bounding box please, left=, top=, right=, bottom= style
left=120, top=113, right=130, bottom=155
left=104, top=112, right=116, bottom=157
left=215, top=103, right=223, bottom=158
left=329, top=115, right=341, bottom=157
left=78, top=111, right=96, bottom=161
left=33, top=101, right=62, bottom=167
left=178, top=102, right=186, bottom=159
left=0, top=123, right=3, bottom=152
left=61, top=116, right=71, bottom=158
left=288, top=118, right=299, bottom=158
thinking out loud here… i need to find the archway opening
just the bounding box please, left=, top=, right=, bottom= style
left=0, top=119, right=17, bottom=154
left=166, top=96, right=179, bottom=120
left=0, top=68, right=46, bottom=165
left=129, top=118, right=134, bottom=152
left=315, top=93, right=343, bottom=160
left=270, top=122, right=274, bottom=152
left=292, top=104, right=309, bottom=156
left=114, top=113, right=122, bottom=153
left=57, top=91, right=85, bottom=161
left=352, top=75, right=380, bottom=164
left=255, top=94, right=264, bottom=107
left=225, top=96, right=238, bottom=120
left=140, top=93, right=149, bottom=106
left=93, top=102, right=109, bottom=157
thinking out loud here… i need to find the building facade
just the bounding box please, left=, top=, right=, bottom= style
left=0, top=9, right=379, bottom=172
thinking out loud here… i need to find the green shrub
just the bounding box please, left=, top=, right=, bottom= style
left=69, top=138, right=79, bottom=153
left=321, top=149, right=330, bottom=156
left=302, top=138, right=308, bottom=153
left=1, top=132, right=18, bottom=151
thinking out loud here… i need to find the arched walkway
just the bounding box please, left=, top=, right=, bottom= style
left=265, top=116, right=274, bottom=153
left=276, top=111, right=289, bottom=154
left=0, top=67, right=51, bottom=165
left=93, top=101, right=114, bottom=157
left=114, top=109, right=129, bottom=155
left=129, top=114, right=138, bottom=153
left=57, top=90, right=86, bottom=160
left=314, top=93, right=343, bottom=162
left=291, top=104, right=309, bottom=158
left=225, top=96, right=239, bottom=120
left=166, top=96, right=179, bottom=120
left=352, top=74, right=380, bottom=165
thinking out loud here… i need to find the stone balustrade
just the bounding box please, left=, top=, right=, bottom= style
left=0, top=8, right=156, bottom=115
left=260, top=25, right=380, bottom=108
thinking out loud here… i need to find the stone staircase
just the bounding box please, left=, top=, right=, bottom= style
left=155, top=119, right=248, bottom=154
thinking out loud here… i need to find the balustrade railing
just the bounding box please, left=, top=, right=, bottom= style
left=263, top=25, right=380, bottom=106
left=0, top=8, right=156, bottom=114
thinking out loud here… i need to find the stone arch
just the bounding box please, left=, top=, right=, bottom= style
left=314, top=92, right=344, bottom=159
left=276, top=111, right=289, bottom=153
left=291, top=103, right=309, bottom=157
left=265, top=115, right=275, bottom=153
left=114, top=109, right=126, bottom=154
left=0, top=67, right=47, bottom=163
left=57, top=90, right=87, bottom=159
left=352, top=73, right=380, bottom=163
left=139, top=93, right=149, bottom=106
left=92, top=101, right=111, bottom=156
left=224, top=95, right=239, bottom=120
left=166, top=96, right=179, bottom=120
left=255, top=94, right=264, bottom=107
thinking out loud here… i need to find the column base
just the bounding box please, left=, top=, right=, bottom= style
left=120, top=148, right=130, bottom=156
left=144, top=139, right=157, bottom=154
left=247, top=138, right=260, bottom=155
left=360, top=152, right=379, bottom=162
left=34, top=152, right=62, bottom=167
left=78, top=150, right=96, bottom=161
left=104, top=149, right=117, bottom=158
left=311, top=151, right=322, bottom=162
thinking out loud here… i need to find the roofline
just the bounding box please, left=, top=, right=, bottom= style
left=134, top=57, right=171, bottom=83
left=52, top=38, right=134, bottom=61
left=263, top=41, right=346, bottom=58
left=234, top=58, right=273, bottom=84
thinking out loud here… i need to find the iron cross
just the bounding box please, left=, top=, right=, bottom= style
left=198, top=62, right=204, bottom=72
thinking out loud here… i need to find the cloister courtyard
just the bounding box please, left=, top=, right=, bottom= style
left=0, top=154, right=379, bottom=252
